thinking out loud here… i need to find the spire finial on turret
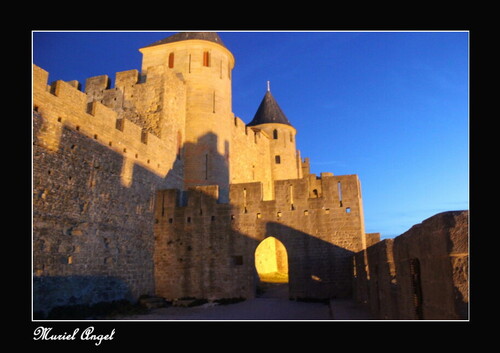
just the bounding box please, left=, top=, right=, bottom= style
left=247, top=83, right=293, bottom=127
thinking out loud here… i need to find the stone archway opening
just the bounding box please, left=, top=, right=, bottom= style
left=254, top=236, right=289, bottom=283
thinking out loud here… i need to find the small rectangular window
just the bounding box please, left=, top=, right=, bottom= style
left=232, top=256, right=243, bottom=266
left=203, top=51, right=210, bottom=67
left=116, top=119, right=124, bottom=131
left=168, top=52, right=174, bottom=68
left=86, top=102, right=94, bottom=115
left=141, top=130, right=148, bottom=144
left=275, top=155, right=281, bottom=164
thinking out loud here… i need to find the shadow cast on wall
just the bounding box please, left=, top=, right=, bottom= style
left=33, top=110, right=181, bottom=317
left=265, top=222, right=354, bottom=300
left=154, top=132, right=357, bottom=301
left=33, top=111, right=357, bottom=317
left=353, top=211, right=469, bottom=320
left=182, top=132, right=230, bottom=203
left=33, top=275, right=133, bottom=319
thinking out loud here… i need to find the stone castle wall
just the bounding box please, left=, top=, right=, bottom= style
left=32, top=37, right=468, bottom=319
left=33, top=61, right=370, bottom=314
left=353, top=210, right=469, bottom=320
left=154, top=173, right=368, bottom=301
left=230, top=119, right=274, bottom=200
left=33, top=65, right=183, bottom=314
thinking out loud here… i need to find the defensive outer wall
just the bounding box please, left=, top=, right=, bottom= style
left=154, top=174, right=369, bottom=302
left=353, top=210, right=468, bottom=320
left=32, top=33, right=468, bottom=319
left=32, top=63, right=371, bottom=315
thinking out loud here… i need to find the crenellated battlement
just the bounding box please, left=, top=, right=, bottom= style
left=153, top=174, right=367, bottom=300
left=232, top=116, right=266, bottom=145
left=33, top=33, right=374, bottom=310
left=35, top=30, right=466, bottom=319
left=156, top=172, right=363, bottom=223
left=33, top=64, right=183, bottom=185
left=231, top=116, right=272, bottom=149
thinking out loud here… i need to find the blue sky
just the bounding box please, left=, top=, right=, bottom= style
left=32, top=31, right=469, bottom=239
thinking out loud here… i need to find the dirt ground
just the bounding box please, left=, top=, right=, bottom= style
left=115, top=283, right=374, bottom=321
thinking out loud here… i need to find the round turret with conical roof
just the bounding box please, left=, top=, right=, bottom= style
left=248, top=84, right=301, bottom=181
left=247, top=90, right=293, bottom=127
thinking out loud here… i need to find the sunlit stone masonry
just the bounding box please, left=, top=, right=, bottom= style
left=33, top=32, right=467, bottom=319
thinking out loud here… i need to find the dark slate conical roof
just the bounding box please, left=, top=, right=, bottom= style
left=247, top=91, right=293, bottom=127
left=143, top=32, right=226, bottom=48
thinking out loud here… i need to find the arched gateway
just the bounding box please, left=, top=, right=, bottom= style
left=254, top=237, right=289, bottom=283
